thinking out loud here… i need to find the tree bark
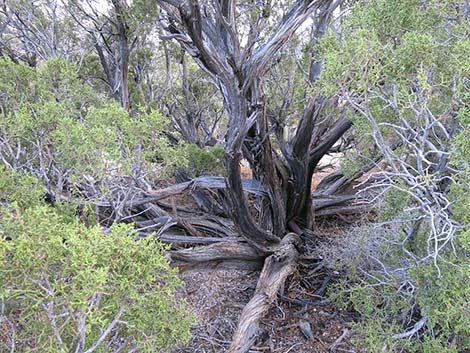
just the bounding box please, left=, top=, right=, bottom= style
left=227, top=233, right=300, bottom=353
left=112, top=0, right=130, bottom=110
left=153, top=2, right=355, bottom=351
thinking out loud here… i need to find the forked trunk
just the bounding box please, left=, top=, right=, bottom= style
left=154, top=1, right=352, bottom=351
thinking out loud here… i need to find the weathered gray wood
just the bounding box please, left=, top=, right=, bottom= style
left=92, top=176, right=268, bottom=208
left=142, top=233, right=243, bottom=245
left=156, top=0, right=342, bottom=252
left=169, top=242, right=265, bottom=271
left=312, top=194, right=357, bottom=210
left=153, top=2, right=350, bottom=351
left=315, top=204, right=370, bottom=217
left=227, top=233, right=300, bottom=353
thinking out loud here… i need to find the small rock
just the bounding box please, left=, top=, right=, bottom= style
left=299, top=320, right=314, bottom=341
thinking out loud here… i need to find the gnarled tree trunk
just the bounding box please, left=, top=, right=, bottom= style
left=154, top=0, right=353, bottom=351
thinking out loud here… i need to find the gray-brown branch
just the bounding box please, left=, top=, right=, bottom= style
left=227, top=233, right=300, bottom=353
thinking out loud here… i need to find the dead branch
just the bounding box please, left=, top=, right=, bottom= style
left=169, top=242, right=266, bottom=271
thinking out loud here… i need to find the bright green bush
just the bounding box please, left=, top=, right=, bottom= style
left=450, top=107, right=470, bottom=226
left=335, top=253, right=470, bottom=353
left=0, top=166, right=44, bottom=210
left=0, top=57, right=98, bottom=115
left=0, top=200, right=193, bottom=352
left=411, top=257, right=470, bottom=350
left=0, top=58, right=194, bottom=352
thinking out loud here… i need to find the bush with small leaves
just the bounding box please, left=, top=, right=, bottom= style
left=0, top=191, right=194, bottom=352
left=0, top=58, right=188, bottom=221
left=183, top=144, right=225, bottom=177
left=319, top=0, right=470, bottom=351
left=0, top=166, right=44, bottom=210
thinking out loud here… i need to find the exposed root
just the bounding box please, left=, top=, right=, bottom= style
left=227, top=233, right=301, bottom=353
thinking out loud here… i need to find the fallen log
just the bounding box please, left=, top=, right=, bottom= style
left=169, top=242, right=266, bottom=271
left=92, top=176, right=268, bottom=208
left=146, top=176, right=268, bottom=199
left=176, top=170, right=226, bottom=216
left=138, top=232, right=243, bottom=245
left=312, top=194, right=357, bottom=210
left=315, top=204, right=370, bottom=217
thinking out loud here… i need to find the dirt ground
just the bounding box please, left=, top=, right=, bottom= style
left=172, top=233, right=359, bottom=353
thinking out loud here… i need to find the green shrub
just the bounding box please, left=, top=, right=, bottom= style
left=319, top=0, right=470, bottom=351
left=0, top=203, right=194, bottom=352
left=0, top=57, right=98, bottom=115
left=326, top=227, right=469, bottom=352
left=377, top=184, right=411, bottom=222
left=0, top=58, right=188, bottom=207
left=183, top=144, right=225, bottom=176
left=0, top=166, right=44, bottom=210
left=411, top=257, right=470, bottom=350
